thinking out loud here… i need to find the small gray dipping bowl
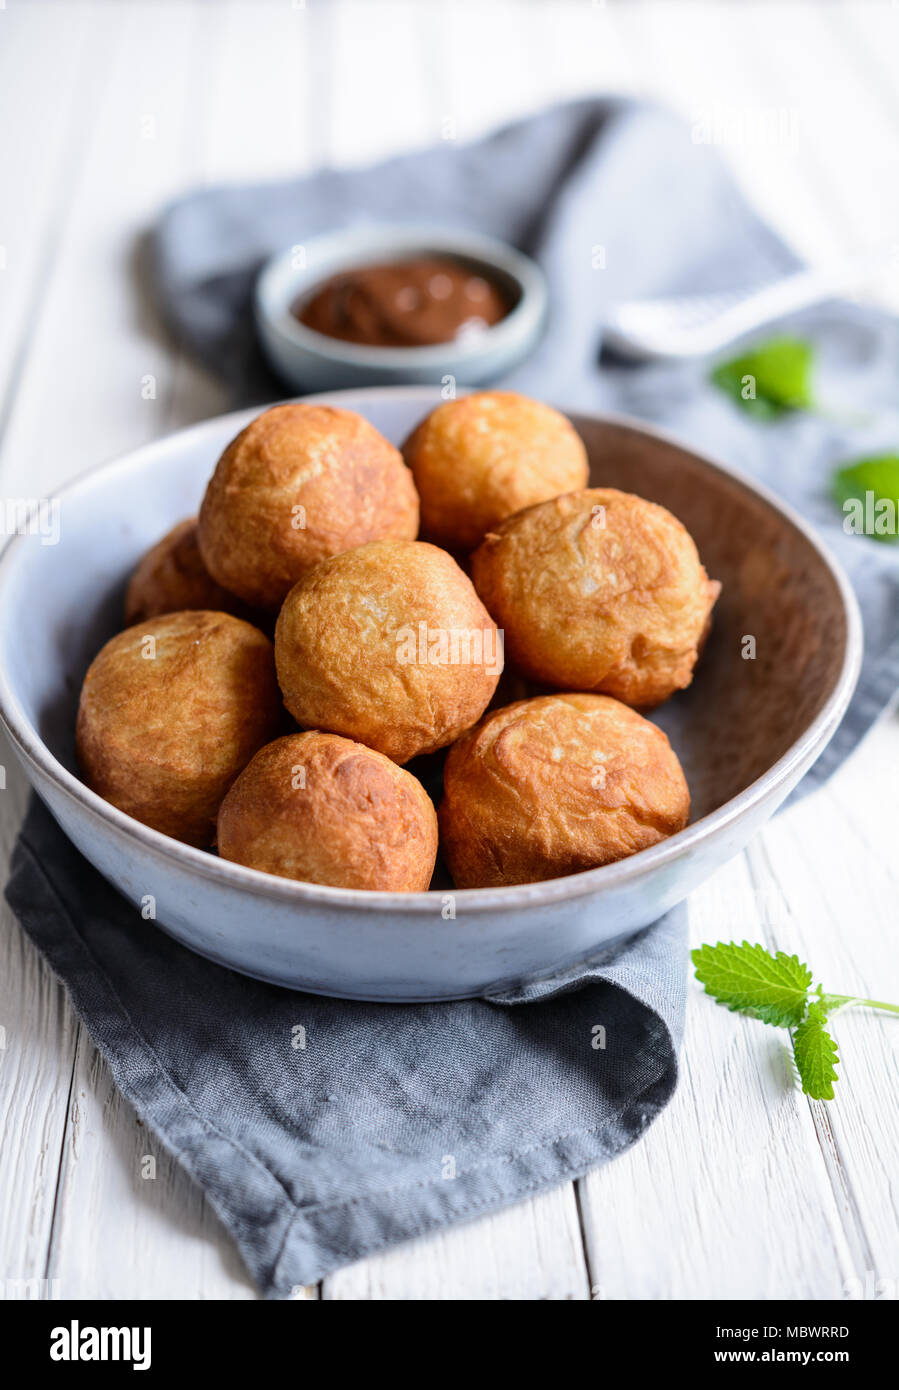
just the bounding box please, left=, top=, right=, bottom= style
left=0, top=388, right=861, bottom=1001
left=255, top=225, right=547, bottom=391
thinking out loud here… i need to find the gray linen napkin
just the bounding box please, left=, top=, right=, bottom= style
left=7, top=803, right=683, bottom=1296
left=6, top=99, right=898, bottom=1296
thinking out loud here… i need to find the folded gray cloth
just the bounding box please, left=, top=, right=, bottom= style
left=7, top=99, right=898, bottom=1296
left=8, top=803, right=683, bottom=1295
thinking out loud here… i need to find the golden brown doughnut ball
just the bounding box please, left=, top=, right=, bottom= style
left=124, top=518, right=247, bottom=627
left=217, top=732, right=438, bottom=891
left=471, top=488, right=720, bottom=709
left=439, top=693, right=690, bottom=888
left=198, top=403, right=419, bottom=609
left=76, top=611, right=282, bottom=847
left=402, top=391, right=589, bottom=550
left=275, top=539, right=502, bottom=763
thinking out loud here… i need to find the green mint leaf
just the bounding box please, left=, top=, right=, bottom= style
left=710, top=336, right=814, bottom=418
left=691, top=941, right=812, bottom=1026
left=832, top=454, right=899, bottom=544
left=793, top=1003, right=840, bottom=1101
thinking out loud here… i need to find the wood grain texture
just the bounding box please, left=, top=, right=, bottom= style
left=324, top=1186, right=590, bottom=1300
left=45, top=1035, right=262, bottom=1300
left=0, top=3, right=96, bottom=425
left=0, top=0, right=896, bottom=1300
left=580, top=850, right=855, bottom=1301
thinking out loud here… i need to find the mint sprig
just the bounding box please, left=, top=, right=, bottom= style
left=692, top=941, right=899, bottom=1101
left=792, top=1004, right=840, bottom=1102
left=710, top=336, right=815, bottom=418
left=832, top=454, right=899, bottom=543
left=692, top=941, right=811, bottom=1026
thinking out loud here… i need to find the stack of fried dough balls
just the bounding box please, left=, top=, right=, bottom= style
left=217, top=732, right=438, bottom=892
left=123, top=518, right=249, bottom=626
left=403, top=390, right=588, bottom=550
left=76, top=610, right=282, bottom=849
left=471, top=487, right=721, bottom=710
left=76, top=392, right=719, bottom=892
left=274, top=539, right=500, bottom=764
left=439, top=694, right=690, bottom=888
left=198, top=403, right=419, bottom=608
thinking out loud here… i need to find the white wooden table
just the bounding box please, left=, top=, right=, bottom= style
left=1, top=0, right=897, bottom=1301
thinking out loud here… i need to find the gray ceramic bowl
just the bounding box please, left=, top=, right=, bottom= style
left=255, top=225, right=547, bottom=391
left=0, top=388, right=861, bottom=1000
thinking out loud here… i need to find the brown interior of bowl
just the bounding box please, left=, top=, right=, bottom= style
left=570, top=415, right=848, bottom=821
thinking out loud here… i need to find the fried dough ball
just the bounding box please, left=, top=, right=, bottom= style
left=471, top=488, right=721, bottom=709
left=217, top=732, right=438, bottom=891
left=198, top=403, right=419, bottom=609
left=402, top=391, right=588, bottom=550
left=439, top=693, right=690, bottom=888
left=76, top=610, right=282, bottom=847
left=274, top=539, right=502, bottom=763
left=123, top=518, right=247, bottom=626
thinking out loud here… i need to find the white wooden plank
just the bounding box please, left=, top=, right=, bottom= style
left=324, top=1186, right=589, bottom=1300
left=739, top=0, right=899, bottom=251
left=0, top=1, right=96, bottom=409
left=418, top=0, right=641, bottom=150
left=832, top=0, right=899, bottom=137
left=325, top=0, right=435, bottom=163
left=825, top=0, right=899, bottom=311
left=0, top=741, right=80, bottom=1297
left=0, top=1, right=224, bottom=503
left=747, top=722, right=899, bottom=1290
left=0, top=0, right=282, bottom=1301
left=579, top=851, right=856, bottom=1299
left=614, top=1, right=850, bottom=263
left=533, top=0, right=645, bottom=103
left=0, top=0, right=120, bottom=1303
left=824, top=709, right=899, bottom=872
left=201, top=0, right=324, bottom=184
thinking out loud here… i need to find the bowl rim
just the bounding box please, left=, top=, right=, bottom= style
left=0, top=386, right=864, bottom=917
left=254, top=224, right=548, bottom=369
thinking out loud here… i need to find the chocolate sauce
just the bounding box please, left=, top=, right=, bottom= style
left=293, top=257, right=511, bottom=348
